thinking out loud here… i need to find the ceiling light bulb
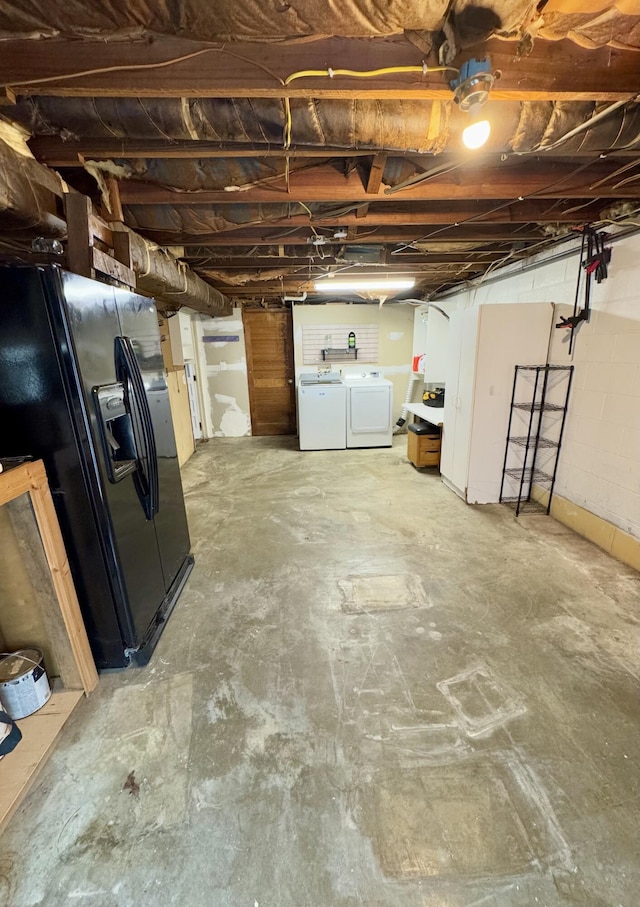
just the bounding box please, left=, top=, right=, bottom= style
left=462, top=118, right=490, bottom=150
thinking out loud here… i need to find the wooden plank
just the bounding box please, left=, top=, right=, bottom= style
left=64, top=193, right=93, bottom=278
left=0, top=689, right=83, bottom=835
left=366, top=154, right=388, bottom=195
left=29, top=137, right=640, bottom=164
left=0, top=86, right=16, bottom=105
left=29, top=137, right=378, bottom=163
left=118, top=163, right=638, bottom=204
left=145, top=204, right=602, bottom=248
left=179, top=227, right=544, bottom=246
left=190, top=252, right=503, bottom=268
left=26, top=461, right=98, bottom=694
left=0, top=462, right=35, bottom=505
left=104, top=176, right=124, bottom=223
left=112, top=229, right=133, bottom=269
left=92, top=247, right=136, bottom=288
left=166, top=369, right=195, bottom=468
left=88, top=214, right=113, bottom=248
left=1, top=37, right=638, bottom=100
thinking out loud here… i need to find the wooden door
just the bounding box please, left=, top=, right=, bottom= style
left=243, top=308, right=296, bottom=435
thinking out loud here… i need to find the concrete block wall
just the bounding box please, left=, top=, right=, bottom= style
left=440, top=231, right=640, bottom=544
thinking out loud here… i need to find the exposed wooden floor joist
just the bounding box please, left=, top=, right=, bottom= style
left=1, top=37, right=638, bottom=101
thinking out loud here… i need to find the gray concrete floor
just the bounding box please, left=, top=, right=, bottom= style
left=1, top=437, right=639, bottom=906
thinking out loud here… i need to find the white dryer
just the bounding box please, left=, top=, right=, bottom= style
left=297, top=373, right=346, bottom=450
left=343, top=370, right=393, bottom=448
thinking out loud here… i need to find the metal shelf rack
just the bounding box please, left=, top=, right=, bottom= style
left=500, top=365, right=574, bottom=516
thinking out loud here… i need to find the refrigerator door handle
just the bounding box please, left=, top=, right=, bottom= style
left=114, top=336, right=159, bottom=519
left=127, top=340, right=160, bottom=517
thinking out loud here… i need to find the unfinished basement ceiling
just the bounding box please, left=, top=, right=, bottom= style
left=0, top=1, right=639, bottom=305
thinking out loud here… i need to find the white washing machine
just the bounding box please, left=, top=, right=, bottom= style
left=343, top=370, right=394, bottom=448
left=297, top=373, right=346, bottom=450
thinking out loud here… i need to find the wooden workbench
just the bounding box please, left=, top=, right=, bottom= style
left=405, top=402, right=444, bottom=427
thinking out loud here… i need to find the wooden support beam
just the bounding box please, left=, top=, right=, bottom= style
left=64, top=193, right=93, bottom=278
left=2, top=37, right=638, bottom=101
left=191, top=253, right=505, bottom=269
left=169, top=228, right=549, bottom=247
left=28, top=136, right=640, bottom=166
left=0, top=87, right=16, bottom=106
left=29, top=137, right=379, bottom=164
left=104, top=177, right=124, bottom=223
left=88, top=214, right=113, bottom=248
left=129, top=202, right=605, bottom=249
left=92, top=248, right=136, bottom=288
left=112, top=229, right=133, bottom=269
left=118, top=163, right=638, bottom=204
left=208, top=274, right=482, bottom=295
left=366, top=154, right=388, bottom=195
left=346, top=226, right=358, bottom=241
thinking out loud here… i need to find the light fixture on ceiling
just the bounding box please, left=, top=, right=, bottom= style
left=450, top=58, right=496, bottom=150
left=462, top=105, right=491, bottom=150
left=313, top=279, right=415, bottom=293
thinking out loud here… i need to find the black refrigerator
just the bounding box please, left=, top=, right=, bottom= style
left=0, top=266, right=194, bottom=669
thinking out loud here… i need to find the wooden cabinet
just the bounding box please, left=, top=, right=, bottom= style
left=0, top=461, right=97, bottom=833
left=158, top=312, right=195, bottom=370
left=440, top=303, right=554, bottom=504
left=407, top=426, right=441, bottom=468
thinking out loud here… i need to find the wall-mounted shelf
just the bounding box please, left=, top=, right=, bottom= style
left=321, top=348, right=357, bottom=362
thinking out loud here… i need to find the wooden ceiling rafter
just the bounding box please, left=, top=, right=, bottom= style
left=1, top=37, right=638, bottom=101
left=28, top=138, right=640, bottom=165
left=185, top=254, right=508, bottom=268
left=170, top=228, right=549, bottom=247
left=117, top=163, right=640, bottom=204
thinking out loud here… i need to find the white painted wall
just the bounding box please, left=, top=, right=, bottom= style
left=436, top=231, right=640, bottom=539
left=191, top=308, right=252, bottom=438
left=292, top=302, right=416, bottom=422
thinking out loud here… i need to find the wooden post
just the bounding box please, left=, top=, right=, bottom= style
left=112, top=228, right=133, bottom=269
left=104, top=176, right=124, bottom=223
left=365, top=153, right=388, bottom=195
left=64, top=193, right=94, bottom=278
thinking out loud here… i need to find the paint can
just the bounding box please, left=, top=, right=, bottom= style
left=0, top=648, right=51, bottom=720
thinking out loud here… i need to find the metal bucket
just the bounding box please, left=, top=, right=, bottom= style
left=0, top=648, right=51, bottom=719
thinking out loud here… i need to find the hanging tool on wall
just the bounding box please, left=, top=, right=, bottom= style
left=555, top=226, right=611, bottom=354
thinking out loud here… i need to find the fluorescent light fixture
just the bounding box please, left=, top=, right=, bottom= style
left=314, top=278, right=415, bottom=293
left=462, top=118, right=491, bottom=149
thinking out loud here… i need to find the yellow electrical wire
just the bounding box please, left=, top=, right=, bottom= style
left=282, top=64, right=459, bottom=149
left=297, top=201, right=321, bottom=238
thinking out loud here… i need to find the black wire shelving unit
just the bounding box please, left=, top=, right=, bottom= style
left=499, top=365, right=574, bottom=516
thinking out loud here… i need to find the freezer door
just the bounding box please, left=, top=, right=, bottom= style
left=113, top=288, right=191, bottom=591
left=59, top=271, right=167, bottom=645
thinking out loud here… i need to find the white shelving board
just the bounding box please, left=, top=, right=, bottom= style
left=405, top=403, right=444, bottom=426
